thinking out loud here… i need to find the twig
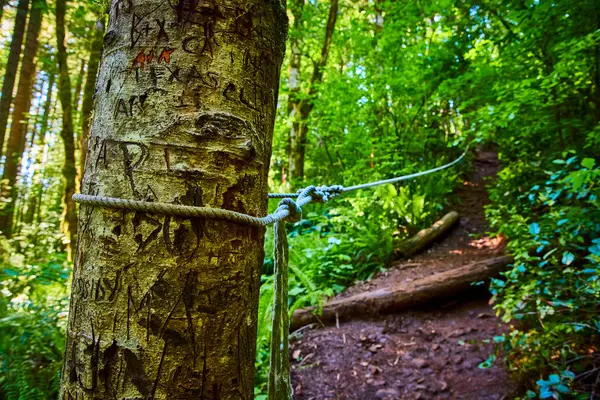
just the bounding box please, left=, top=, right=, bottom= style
left=397, top=262, right=422, bottom=271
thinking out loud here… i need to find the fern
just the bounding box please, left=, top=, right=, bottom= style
left=256, top=279, right=274, bottom=343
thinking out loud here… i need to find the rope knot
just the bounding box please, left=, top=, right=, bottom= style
left=297, top=185, right=345, bottom=202
left=320, top=185, right=344, bottom=201
left=276, top=198, right=302, bottom=223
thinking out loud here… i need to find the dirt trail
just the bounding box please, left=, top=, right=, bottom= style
left=290, top=150, right=516, bottom=399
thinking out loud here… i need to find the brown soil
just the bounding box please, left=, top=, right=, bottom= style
left=289, top=150, right=516, bottom=399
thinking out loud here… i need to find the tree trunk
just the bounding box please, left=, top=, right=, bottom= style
left=60, top=0, right=287, bottom=398
left=80, top=17, right=105, bottom=175
left=24, top=72, right=54, bottom=226
left=13, top=92, right=34, bottom=235
left=286, top=0, right=304, bottom=184
left=287, top=0, right=338, bottom=184
left=0, top=0, right=43, bottom=237
left=72, top=58, right=86, bottom=134
left=28, top=78, right=46, bottom=150
left=56, top=0, right=78, bottom=251
left=290, top=256, right=513, bottom=330
left=0, top=0, right=30, bottom=159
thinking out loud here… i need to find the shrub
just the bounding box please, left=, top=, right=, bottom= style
left=487, top=154, right=600, bottom=398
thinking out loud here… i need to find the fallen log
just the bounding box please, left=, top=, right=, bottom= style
left=395, top=211, right=460, bottom=257
left=290, top=255, right=513, bottom=330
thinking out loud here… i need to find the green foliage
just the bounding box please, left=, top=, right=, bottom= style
left=0, top=238, right=70, bottom=399
left=442, top=0, right=600, bottom=395
left=486, top=156, right=600, bottom=398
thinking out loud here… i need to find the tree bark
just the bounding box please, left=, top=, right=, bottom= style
left=60, top=0, right=287, bottom=398
left=0, top=0, right=30, bottom=159
left=0, top=0, right=43, bottom=237
left=80, top=17, right=105, bottom=175
left=290, top=256, right=513, bottom=330
left=395, top=211, right=460, bottom=258
left=288, top=0, right=338, bottom=183
left=56, top=0, right=78, bottom=251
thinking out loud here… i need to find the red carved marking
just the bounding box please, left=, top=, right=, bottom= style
left=158, top=47, right=175, bottom=64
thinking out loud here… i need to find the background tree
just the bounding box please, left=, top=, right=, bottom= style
left=79, top=16, right=104, bottom=171
left=0, top=0, right=30, bottom=160
left=0, top=0, right=44, bottom=236
left=23, top=71, right=54, bottom=226
left=55, top=0, right=77, bottom=250
left=287, top=0, right=338, bottom=184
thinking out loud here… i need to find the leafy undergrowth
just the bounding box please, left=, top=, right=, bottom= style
left=486, top=154, right=600, bottom=399
left=0, top=224, right=69, bottom=399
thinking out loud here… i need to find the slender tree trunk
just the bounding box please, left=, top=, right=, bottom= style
left=72, top=58, right=86, bottom=134
left=13, top=92, right=34, bottom=235
left=28, top=78, right=46, bottom=150
left=24, top=73, right=54, bottom=225
left=80, top=17, right=105, bottom=175
left=0, top=0, right=42, bottom=237
left=0, top=0, right=30, bottom=159
left=56, top=0, right=78, bottom=251
left=288, top=109, right=309, bottom=182
left=288, top=0, right=338, bottom=183
left=286, top=0, right=304, bottom=184
left=60, top=0, right=287, bottom=398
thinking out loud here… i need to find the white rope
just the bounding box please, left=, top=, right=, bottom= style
left=267, top=147, right=468, bottom=198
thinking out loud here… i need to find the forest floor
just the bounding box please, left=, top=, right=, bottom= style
left=289, top=150, right=518, bottom=399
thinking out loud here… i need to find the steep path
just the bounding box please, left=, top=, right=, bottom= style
left=289, top=150, right=516, bottom=399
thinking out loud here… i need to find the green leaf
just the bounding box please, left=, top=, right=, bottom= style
left=582, top=269, right=597, bottom=274
left=561, top=370, right=575, bottom=380
left=581, top=158, right=595, bottom=169
left=529, top=222, right=540, bottom=235
left=562, top=252, right=575, bottom=265
left=478, top=355, right=496, bottom=369
left=555, top=384, right=570, bottom=394
left=548, top=374, right=560, bottom=384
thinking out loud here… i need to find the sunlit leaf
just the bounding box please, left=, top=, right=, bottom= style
left=561, top=252, right=575, bottom=265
